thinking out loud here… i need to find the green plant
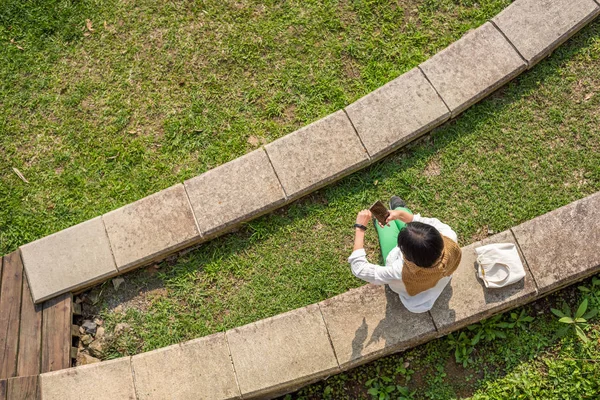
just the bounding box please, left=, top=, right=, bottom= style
left=468, top=315, right=508, bottom=342
left=578, top=276, right=600, bottom=308
left=505, top=309, right=535, bottom=330
left=551, top=298, right=598, bottom=343
left=447, top=332, right=477, bottom=367
left=365, top=366, right=414, bottom=400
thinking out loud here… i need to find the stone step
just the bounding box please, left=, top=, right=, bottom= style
left=345, top=67, right=450, bottom=161
left=419, top=22, right=526, bottom=118
left=492, top=0, right=600, bottom=68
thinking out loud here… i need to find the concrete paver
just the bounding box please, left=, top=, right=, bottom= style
left=132, top=334, right=240, bottom=400
left=20, top=217, right=117, bottom=304
left=265, top=110, right=369, bottom=200
left=226, top=304, right=339, bottom=398
left=319, top=284, right=437, bottom=370
left=429, top=230, right=538, bottom=334
left=345, top=68, right=450, bottom=160
left=493, top=0, right=600, bottom=67
left=40, top=357, right=135, bottom=400
left=103, top=184, right=201, bottom=272
left=185, top=149, right=286, bottom=238
left=512, top=192, right=600, bottom=294
left=419, top=22, right=526, bottom=117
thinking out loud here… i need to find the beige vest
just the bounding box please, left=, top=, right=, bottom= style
left=402, top=236, right=462, bottom=296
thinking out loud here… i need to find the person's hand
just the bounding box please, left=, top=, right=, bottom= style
left=355, top=210, right=372, bottom=226
left=386, top=209, right=414, bottom=224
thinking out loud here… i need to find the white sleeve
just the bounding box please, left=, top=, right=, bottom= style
left=412, top=214, right=458, bottom=243
left=348, top=249, right=403, bottom=285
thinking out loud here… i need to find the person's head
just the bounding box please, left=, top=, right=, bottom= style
left=398, top=222, right=444, bottom=267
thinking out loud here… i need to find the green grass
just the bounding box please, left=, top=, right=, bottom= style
left=2, top=1, right=600, bottom=396
left=0, top=0, right=511, bottom=251
left=285, top=275, right=600, bottom=399
left=91, top=17, right=600, bottom=358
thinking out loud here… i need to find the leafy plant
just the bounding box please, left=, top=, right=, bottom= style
left=505, top=309, right=535, bottom=330
left=578, top=276, right=600, bottom=309
left=447, top=332, right=477, bottom=367
left=551, top=298, right=598, bottom=343
left=365, top=366, right=414, bottom=400
left=468, top=315, right=508, bottom=342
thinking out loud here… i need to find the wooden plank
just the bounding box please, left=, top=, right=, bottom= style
left=0, top=252, right=24, bottom=379
left=41, top=293, right=72, bottom=373
left=17, top=272, right=43, bottom=377
left=6, top=376, right=38, bottom=400
left=0, top=379, right=6, bottom=400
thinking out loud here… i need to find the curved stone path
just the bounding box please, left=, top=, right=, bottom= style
left=38, top=191, right=600, bottom=399
left=14, top=0, right=599, bottom=305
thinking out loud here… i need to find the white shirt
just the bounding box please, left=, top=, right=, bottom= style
left=348, top=215, right=458, bottom=313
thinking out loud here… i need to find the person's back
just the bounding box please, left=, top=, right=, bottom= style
left=349, top=197, right=462, bottom=313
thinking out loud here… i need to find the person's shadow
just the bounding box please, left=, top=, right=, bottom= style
left=350, top=284, right=449, bottom=361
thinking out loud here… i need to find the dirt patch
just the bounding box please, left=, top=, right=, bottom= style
left=81, top=266, right=168, bottom=317
left=247, top=135, right=267, bottom=147
left=424, top=156, right=441, bottom=177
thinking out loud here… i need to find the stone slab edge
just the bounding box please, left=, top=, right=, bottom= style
left=264, top=110, right=371, bottom=202
left=431, top=229, right=540, bottom=337
left=225, top=305, right=340, bottom=399
left=493, top=3, right=600, bottom=68
left=10, top=5, right=600, bottom=304
left=422, top=23, right=526, bottom=118
left=104, top=213, right=204, bottom=274
left=20, top=218, right=119, bottom=304
left=186, top=148, right=288, bottom=240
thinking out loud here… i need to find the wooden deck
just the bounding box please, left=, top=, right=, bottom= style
left=0, top=250, right=74, bottom=400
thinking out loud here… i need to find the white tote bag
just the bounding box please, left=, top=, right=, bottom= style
left=475, top=243, right=525, bottom=288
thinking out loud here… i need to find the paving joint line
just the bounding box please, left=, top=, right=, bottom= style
left=182, top=183, right=203, bottom=237
left=417, top=66, right=451, bottom=115
left=509, top=227, right=541, bottom=295
left=129, top=356, right=141, bottom=400
left=489, top=19, right=528, bottom=66
left=263, top=147, right=289, bottom=201
left=317, top=303, right=341, bottom=369
left=224, top=332, right=243, bottom=399
left=100, top=215, right=119, bottom=273
left=342, top=108, right=372, bottom=161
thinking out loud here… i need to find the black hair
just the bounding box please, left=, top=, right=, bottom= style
left=398, top=222, right=444, bottom=267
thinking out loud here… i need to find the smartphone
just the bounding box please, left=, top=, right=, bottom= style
left=369, top=200, right=390, bottom=226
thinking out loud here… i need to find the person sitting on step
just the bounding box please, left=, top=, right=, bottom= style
left=349, top=196, right=462, bottom=313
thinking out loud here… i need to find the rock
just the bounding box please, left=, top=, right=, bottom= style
left=84, top=291, right=100, bottom=305
left=79, top=326, right=85, bottom=335
left=94, top=318, right=104, bottom=327
left=114, top=323, right=131, bottom=336
left=96, top=327, right=105, bottom=340
left=81, top=334, right=94, bottom=346
left=82, top=320, right=97, bottom=335
left=403, top=361, right=410, bottom=369
left=88, top=340, right=104, bottom=358
left=77, top=353, right=101, bottom=366
left=112, top=277, right=125, bottom=291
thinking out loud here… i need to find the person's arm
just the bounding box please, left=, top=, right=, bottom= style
left=349, top=210, right=402, bottom=285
